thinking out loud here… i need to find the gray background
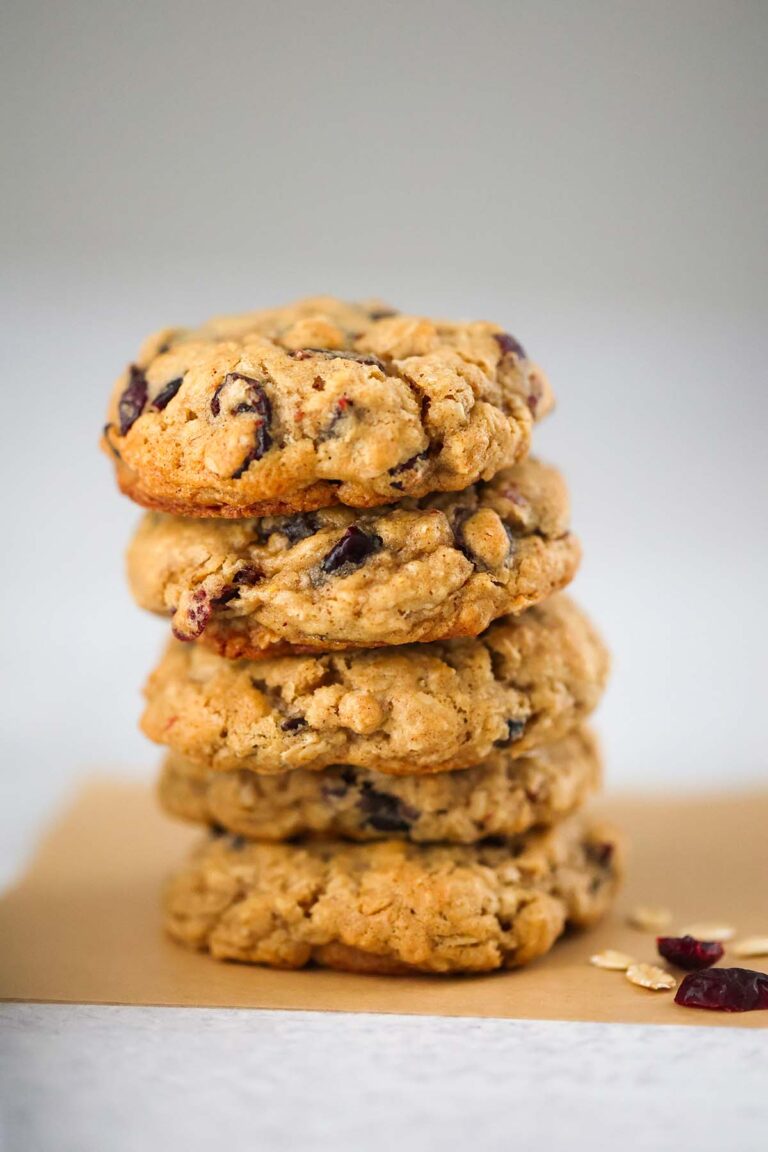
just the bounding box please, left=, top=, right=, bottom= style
left=1, top=0, right=767, bottom=877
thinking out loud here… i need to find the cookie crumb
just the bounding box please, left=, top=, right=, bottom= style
left=590, top=949, right=634, bottom=971
left=626, top=963, right=676, bottom=991
left=731, top=936, right=768, bottom=958
left=627, top=905, right=673, bottom=932
left=679, top=922, right=735, bottom=943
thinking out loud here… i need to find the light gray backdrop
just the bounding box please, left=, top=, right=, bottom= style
left=1, top=0, right=766, bottom=879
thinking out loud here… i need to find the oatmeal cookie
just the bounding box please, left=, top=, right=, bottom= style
left=164, top=814, right=622, bottom=974
left=142, top=596, right=609, bottom=776
left=159, top=727, right=600, bottom=843
left=128, top=457, right=578, bottom=657
left=103, top=296, right=551, bottom=517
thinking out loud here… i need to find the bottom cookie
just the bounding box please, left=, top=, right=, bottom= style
left=164, top=815, right=622, bottom=974
left=159, top=727, right=600, bottom=844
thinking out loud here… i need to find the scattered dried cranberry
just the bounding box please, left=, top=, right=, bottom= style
left=675, top=968, right=768, bottom=1012
left=359, top=784, right=418, bottom=833
left=657, top=935, right=724, bottom=971
left=281, top=716, right=307, bottom=733
left=494, top=332, right=527, bottom=360
left=117, top=365, right=148, bottom=434
left=321, top=526, right=383, bottom=574
left=151, top=376, right=183, bottom=410
left=494, top=718, right=526, bottom=747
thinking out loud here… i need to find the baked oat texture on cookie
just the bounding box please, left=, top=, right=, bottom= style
left=159, top=727, right=600, bottom=844
left=103, top=296, right=552, bottom=517
left=128, top=457, right=579, bottom=657
left=141, top=595, right=609, bottom=776
left=164, top=815, right=622, bottom=973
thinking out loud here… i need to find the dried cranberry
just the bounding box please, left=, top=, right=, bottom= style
left=321, top=779, right=349, bottom=800
left=281, top=716, right=307, bottom=733
left=117, top=365, right=148, bottom=434
left=210, top=382, right=225, bottom=417
left=586, top=841, right=615, bottom=869
left=151, top=376, right=183, bottom=410
left=657, top=936, right=724, bottom=971
left=319, top=397, right=355, bottom=441
left=452, top=509, right=474, bottom=562
left=290, top=348, right=386, bottom=372
left=368, top=307, right=399, bottom=320
left=210, top=566, right=262, bottom=607
left=494, top=718, right=526, bottom=747
left=389, top=450, right=428, bottom=477
left=210, top=374, right=273, bottom=474
left=277, top=514, right=320, bottom=544
left=102, top=423, right=121, bottom=460
left=359, top=784, right=418, bottom=833
left=675, top=968, right=768, bottom=1012
left=527, top=377, right=544, bottom=416
left=321, top=526, right=383, bottom=574
left=232, top=565, right=262, bottom=586
left=172, top=587, right=211, bottom=640
left=494, top=332, right=527, bottom=360
left=212, top=587, right=240, bottom=607
left=232, top=392, right=272, bottom=476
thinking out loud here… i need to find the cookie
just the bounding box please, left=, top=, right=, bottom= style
left=128, top=457, right=579, bottom=658
left=142, top=595, right=608, bottom=776
left=102, top=296, right=552, bottom=518
left=159, top=727, right=600, bottom=844
left=164, top=814, right=622, bottom=974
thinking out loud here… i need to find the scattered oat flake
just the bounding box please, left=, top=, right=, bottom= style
left=590, top=950, right=634, bottom=971
left=679, top=922, right=735, bottom=943
left=627, top=905, right=673, bottom=932
left=731, top=936, right=768, bottom=958
left=626, top=963, right=677, bottom=991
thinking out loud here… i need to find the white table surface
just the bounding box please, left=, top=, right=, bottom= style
left=1, top=1004, right=766, bottom=1152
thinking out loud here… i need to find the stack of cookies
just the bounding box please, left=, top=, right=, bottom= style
left=103, top=296, right=621, bottom=975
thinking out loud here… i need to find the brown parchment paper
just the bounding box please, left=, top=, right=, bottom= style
left=1, top=782, right=766, bottom=1027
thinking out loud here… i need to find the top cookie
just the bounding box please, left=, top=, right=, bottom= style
left=102, top=296, right=552, bottom=517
